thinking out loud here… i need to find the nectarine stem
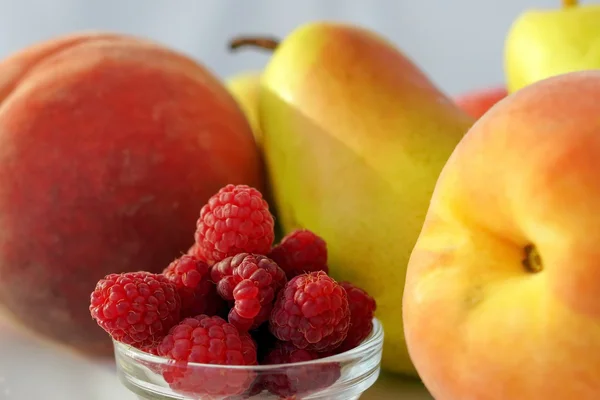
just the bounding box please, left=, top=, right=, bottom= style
left=562, top=0, right=578, bottom=8
left=229, top=36, right=280, bottom=52
left=522, top=245, right=543, bottom=273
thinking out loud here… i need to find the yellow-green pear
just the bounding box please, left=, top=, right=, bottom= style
left=226, top=71, right=262, bottom=145
left=234, top=22, right=474, bottom=375
left=505, top=0, right=600, bottom=93
left=225, top=68, right=284, bottom=240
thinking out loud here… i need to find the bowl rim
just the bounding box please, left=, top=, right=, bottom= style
left=114, top=317, right=384, bottom=371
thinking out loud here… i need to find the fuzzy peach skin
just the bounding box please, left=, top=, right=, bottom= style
left=453, top=86, right=507, bottom=120
left=0, top=32, right=264, bottom=356
left=403, top=70, right=600, bottom=400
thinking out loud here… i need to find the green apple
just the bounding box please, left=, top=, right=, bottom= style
left=505, top=0, right=600, bottom=93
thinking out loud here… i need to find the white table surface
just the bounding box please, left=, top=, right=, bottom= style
left=0, top=311, right=433, bottom=400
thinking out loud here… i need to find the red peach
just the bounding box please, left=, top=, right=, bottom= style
left=0, top=32, right=264, bottom=356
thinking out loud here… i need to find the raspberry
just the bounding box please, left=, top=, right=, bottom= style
left=89, top=272, right=181, bottom=348
left=194, top=184, right=275, bottom=264
left=261, top=341, right=341, bottom=398
left=162, top=255, right=225, bottom=318
left=211, top=253, right=287, bottom=332
left=186, top=243, right=205, bottom=261
left=337, top=281, right=377, bottom=352
left=268, top=229, right=328, bottom=279
left=157, top=315, right=257, bottom=398
left=270, top=271, right=350, bottom=352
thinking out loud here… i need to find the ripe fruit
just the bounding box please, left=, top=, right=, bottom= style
left=158, top=315, right=258, bottom=397
left=234, top=22, right=474, bottom=374
left=270, top=271, right=350, bottom=352
left=89, top=272, right=181, bottom=348
left=89, top=183, right=378, bottom=398
left=195, top=184, right=275, bottom=264
left=211, top=252, right=287, bottom=331
left=454, top=86, right=507, bottom=119
left=505, top=0, right=600, bottom=93
left=226, top=71, right=263, bottom=146
left=337, top=281, right=377, bottom=352
left=404, top=71, right=600, bottom=400
left=162, top=255, right=224, bottom=318
left=261, top=341, right=341, bottom=398
left=0, top=32, right=264, bottom=355
left=225, top=67, right=284, bottom=242
left=268, top=229, right=328, bottom=279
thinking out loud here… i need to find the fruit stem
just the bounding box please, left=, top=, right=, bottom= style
left=229, top=36, right=280, bottom=52
left=562, top=0, right=578, bottom=8
left=522, top=244, right=543, bottom=273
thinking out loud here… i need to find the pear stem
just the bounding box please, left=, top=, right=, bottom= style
left=562, top=0, right=578, bottom=8
left=229, top=36, right=280, bottom=52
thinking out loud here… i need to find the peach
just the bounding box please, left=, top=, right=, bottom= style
left=0, top=33, right=264, bottom=356
left=453, top=86, right=507, bottom=119
left=403, top=71, right=600, bottom=400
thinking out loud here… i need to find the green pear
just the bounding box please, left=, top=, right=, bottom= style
left=225, top=69, right=284, bottom=241
left=505, top=0, right=600, bottom=93
left=235, top=22, right=474, bottom=375
left=226, top=71, right=263, bottom=146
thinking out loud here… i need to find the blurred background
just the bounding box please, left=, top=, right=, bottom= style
left=0, top=0, right=583, bottom=96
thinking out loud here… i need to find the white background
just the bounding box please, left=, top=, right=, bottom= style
left=0, top=0, right=589, bottom=96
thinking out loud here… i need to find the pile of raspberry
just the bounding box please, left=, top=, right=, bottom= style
left=89, top=184, right=377, bottom=399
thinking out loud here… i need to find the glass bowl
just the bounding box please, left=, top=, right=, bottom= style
left=113, top=318, right=384, bottom=399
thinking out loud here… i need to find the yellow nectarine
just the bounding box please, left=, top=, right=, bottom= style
left=404, top=71, right=600, bottom=400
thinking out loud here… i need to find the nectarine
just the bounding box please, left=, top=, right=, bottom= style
left=454, top=86, right=507, bottom=119
left=404, top=71, right=600, bottom=399
left=0, top=33, right=263, bottom=356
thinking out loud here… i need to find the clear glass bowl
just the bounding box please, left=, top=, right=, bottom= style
left=114, top=318, right=384, bottom=399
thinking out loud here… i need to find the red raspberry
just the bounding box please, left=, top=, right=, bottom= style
left=194, top=184, right=275, bottom=264
left=186, top=243, right=205, bottom=261
left=157, top=315, right=257, bottom=398
left=211, top=253, right=287, bottom=332
left=162, top=255, right=225, bottom=318
left=270, top=271, right=350, bottom=352
left=268, top=229, right=328, bottom=279
left=337, top=281, right=377, bottom=352
left=261, top=341, right=341, bottom=398
left=89, top=272, right=181, bottom=348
